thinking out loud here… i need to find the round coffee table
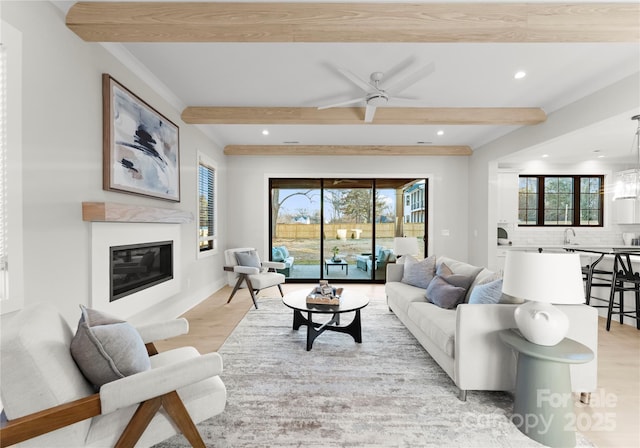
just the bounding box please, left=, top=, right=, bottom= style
left=282, top=289, right=369, bottom=351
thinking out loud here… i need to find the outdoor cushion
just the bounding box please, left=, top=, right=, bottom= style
left=271, top=247, right=285, bottom=262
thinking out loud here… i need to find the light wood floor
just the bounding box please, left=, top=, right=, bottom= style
left=156, top=283, right=640, bottom=448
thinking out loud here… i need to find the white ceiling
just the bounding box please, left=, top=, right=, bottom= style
left=56, top=1, right=640, bottom=162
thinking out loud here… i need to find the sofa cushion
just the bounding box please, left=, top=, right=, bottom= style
left=386, top=281, right=427, bottom=315
left=409, top=302, right=457, bottom=358
left=426, top=275, right=467, bottom=309
left=468, top=279, right=504, bottom=304
left=401, top=255, right=436, bottom=289
left=70, top=305, right=150, bottom=390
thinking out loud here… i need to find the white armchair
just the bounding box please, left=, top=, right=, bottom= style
left=0, top=303, right=226, bottom=448
left=224, top=247, right=285, bottom=309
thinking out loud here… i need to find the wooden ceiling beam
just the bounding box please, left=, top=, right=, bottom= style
left=182, top=107, right=547, bottom=126
left=66, top=2, right=639, bottom=43
left=224, top=145, right=472, bottom=156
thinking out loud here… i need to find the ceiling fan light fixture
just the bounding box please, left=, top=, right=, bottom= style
left=366, top=92, right=388, bottom=107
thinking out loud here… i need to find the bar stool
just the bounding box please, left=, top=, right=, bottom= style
left=607, top=253, right=640, bottom=331
left=582, top=254, right=614, bottom=308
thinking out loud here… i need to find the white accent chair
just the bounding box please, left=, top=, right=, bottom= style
left=0, top=303, right=226, bottom=448
left=224, top=247, right=286, bottom=309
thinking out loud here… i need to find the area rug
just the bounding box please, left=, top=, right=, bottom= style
left=153, top=294, right=593, bottom=448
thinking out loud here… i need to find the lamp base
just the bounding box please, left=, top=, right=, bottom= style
left=514, top=301, right=569, bottom=346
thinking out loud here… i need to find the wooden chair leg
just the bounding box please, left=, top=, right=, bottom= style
left=114, top=392, right=206, bottom=448
left=162, top=391, right=205, bottom=448
left=115, top=397, right=162, bottom=448
left=244, top=276, right=259, bottom=309
left=227, top=274, right=246, bottom=304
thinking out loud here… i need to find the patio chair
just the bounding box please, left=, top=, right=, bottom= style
left=0, top=302, right=226, bottom=448
left=224, top=247, right=286, bottom=309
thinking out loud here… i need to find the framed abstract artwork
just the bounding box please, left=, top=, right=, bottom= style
left=103, top=74, right=180, bottom=202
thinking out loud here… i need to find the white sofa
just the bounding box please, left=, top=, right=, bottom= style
left=385, top=256, right=598, bottom=401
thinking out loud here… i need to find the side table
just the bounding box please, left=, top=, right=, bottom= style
left=498, top=329, right=594, bottom=448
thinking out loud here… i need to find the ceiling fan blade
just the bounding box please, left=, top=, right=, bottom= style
left=364, top=104, right=377, bottom=123
left=380, top=56, right=417, bottom=84
left=337, top=67, right=375, bottom=92
left=318, top=96, right=365, bottom=110
left=384, top=61, right=436, bottom=96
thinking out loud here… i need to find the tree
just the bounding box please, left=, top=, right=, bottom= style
left=340, top=189, right=389, bottom=223
left=271, top=189, right=315, bottom=235
left=324, top=190, right=345, bottom=222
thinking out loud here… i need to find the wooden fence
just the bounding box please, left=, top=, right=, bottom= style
left=275, top=223, right=424, bottom=239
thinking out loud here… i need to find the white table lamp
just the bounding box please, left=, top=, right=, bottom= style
left=502, top=251, right=585, bottom=346
left=393, top=237, right=419, bottom=259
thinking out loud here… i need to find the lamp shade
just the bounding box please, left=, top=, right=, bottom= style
left=393, top=237, right=419, bottom=256
left=502, top=251, right=585, bottom=304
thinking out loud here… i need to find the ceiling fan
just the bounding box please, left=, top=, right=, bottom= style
left=318, top=61, right=435, bottom=123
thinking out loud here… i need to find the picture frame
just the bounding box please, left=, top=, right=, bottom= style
left=103, top=74, right=180, bottom=202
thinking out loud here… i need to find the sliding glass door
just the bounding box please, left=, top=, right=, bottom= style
left=269, top=178, right=427, bottom=283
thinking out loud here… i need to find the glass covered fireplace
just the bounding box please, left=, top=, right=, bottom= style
left=110, top=240, right=173, bottom=302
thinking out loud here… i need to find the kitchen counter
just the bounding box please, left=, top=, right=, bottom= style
left=497, top=245, right=640, bottom=252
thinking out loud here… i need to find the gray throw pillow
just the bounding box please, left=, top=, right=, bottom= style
left=70, top=305, right=150, bottom=390
left=401, top=255, right=436, bottom=289
left=468, top=279, right=503, bottom=304
left=235, top=250, right=261, bottom=268
left=436, top=262, right=475, bottom=290
left=425, top=275, right=466, bottom=309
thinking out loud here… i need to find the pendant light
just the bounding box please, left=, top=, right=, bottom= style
left=613, top=115, right=640, bottom=201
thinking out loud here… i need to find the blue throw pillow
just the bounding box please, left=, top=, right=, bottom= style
left=272, top=247, right=285, bottom=262
left=468, top=279, right=503, bottom=304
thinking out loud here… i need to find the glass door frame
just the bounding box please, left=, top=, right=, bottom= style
left=269, top=177, right=428, bottom=283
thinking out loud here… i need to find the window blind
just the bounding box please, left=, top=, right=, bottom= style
left=198, top=159, right=216, bottom=252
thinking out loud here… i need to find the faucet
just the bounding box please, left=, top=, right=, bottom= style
left=564, top=227, right=576, bottom=245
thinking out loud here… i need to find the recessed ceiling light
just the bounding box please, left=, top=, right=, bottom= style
left=514, top=71, right=527, bottom=80
left=436, top=130, right=444, bottom=136
left=597, top=155, right=605, bottom=159
left=541, top=154, right=549, bottom=158
left=262, top=129, right=269, bottom=136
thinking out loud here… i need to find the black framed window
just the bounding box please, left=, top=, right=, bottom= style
left=518, top=175, right=603, bottom=227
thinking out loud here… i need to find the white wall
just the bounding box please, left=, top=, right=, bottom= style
left=469, top=72, right=640, bottom=268
left=1, top=1, right=227, bottom=326
left=225, top=155, right=470, bottom=262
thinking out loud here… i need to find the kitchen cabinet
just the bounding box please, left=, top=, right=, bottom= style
left=613, top=198, right=640, bottom=224
left=497, top=172, right=519, bottom=224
